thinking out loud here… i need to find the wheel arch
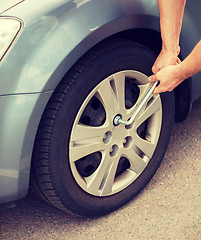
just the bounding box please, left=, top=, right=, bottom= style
left=63, top=26, right=192, bottom=122
left=28, top=14, right=163, bottom=93
left=43, top=23, right=192, bottom=122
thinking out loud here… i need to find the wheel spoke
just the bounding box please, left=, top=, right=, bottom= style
left=126, top=83, right=151, bottom=118
left=113, top=72, right=126, bottom=111
left=84, top=153, right=114, bottom=195
left=132, top=132, right=156, bottom=158
left=135, top=95, right=161, bottom=128
left=138, top=83, right=152, bottom=103
left=70, top=138, right=103, bottom=162
left=100, top=155, right=120, bottom=195
left=71, top=123, right=108, bottom=142
left=97, top=78, right=120, bottom=121
left=124, top=148, right=147, bottom=174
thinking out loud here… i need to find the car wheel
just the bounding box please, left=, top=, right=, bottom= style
left=31, top=39, right=175, bottom=217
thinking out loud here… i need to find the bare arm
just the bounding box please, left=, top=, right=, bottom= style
left=149, top=40, right=201, bottom=94
left=152, top=0, right=186, bottom=74
left=158, top=0, right=186, bottom=54
left=180, top=40, right=201, bottom=79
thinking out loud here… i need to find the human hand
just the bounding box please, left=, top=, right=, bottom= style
left=152, top=48, right=181, bottom=74
left=149, top=64, right=185, bottom=94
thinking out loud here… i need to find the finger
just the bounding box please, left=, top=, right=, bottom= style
left=153, top=86, right=163, bottom=95
left=152, top=83, right=166, bottom=95
left=148, top=75, right=158, bottom=83
left=152, top=66, right=160, bottom=74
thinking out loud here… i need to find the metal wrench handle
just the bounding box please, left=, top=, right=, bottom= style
left=114, top=81, right=158, bottom=126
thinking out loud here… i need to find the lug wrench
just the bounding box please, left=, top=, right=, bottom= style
left=113, top=81, right=159, bottom=126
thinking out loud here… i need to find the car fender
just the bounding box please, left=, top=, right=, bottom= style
left=0, top=0, right=160, bottom=95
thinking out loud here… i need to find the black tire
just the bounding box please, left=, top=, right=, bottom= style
left=31, top=39, right=175, bottom=217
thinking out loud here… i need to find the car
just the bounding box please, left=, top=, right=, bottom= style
left=0, top=0, right=201, bottom=217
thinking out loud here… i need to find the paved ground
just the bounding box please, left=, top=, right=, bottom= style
left=0, top=99, right=200, bottom=240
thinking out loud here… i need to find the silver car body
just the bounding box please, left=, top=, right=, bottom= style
left=0, top=0, right=200, bottom=203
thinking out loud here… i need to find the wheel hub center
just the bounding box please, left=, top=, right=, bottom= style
left=113, top=114, right=122, bottom=126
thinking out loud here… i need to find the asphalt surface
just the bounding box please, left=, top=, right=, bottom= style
left=0, top=99, right=200, bottom=240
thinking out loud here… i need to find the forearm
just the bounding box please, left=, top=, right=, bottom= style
left=179, top=40, right=201, bottom=80
left=157, top=0, right=186, bottom=54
